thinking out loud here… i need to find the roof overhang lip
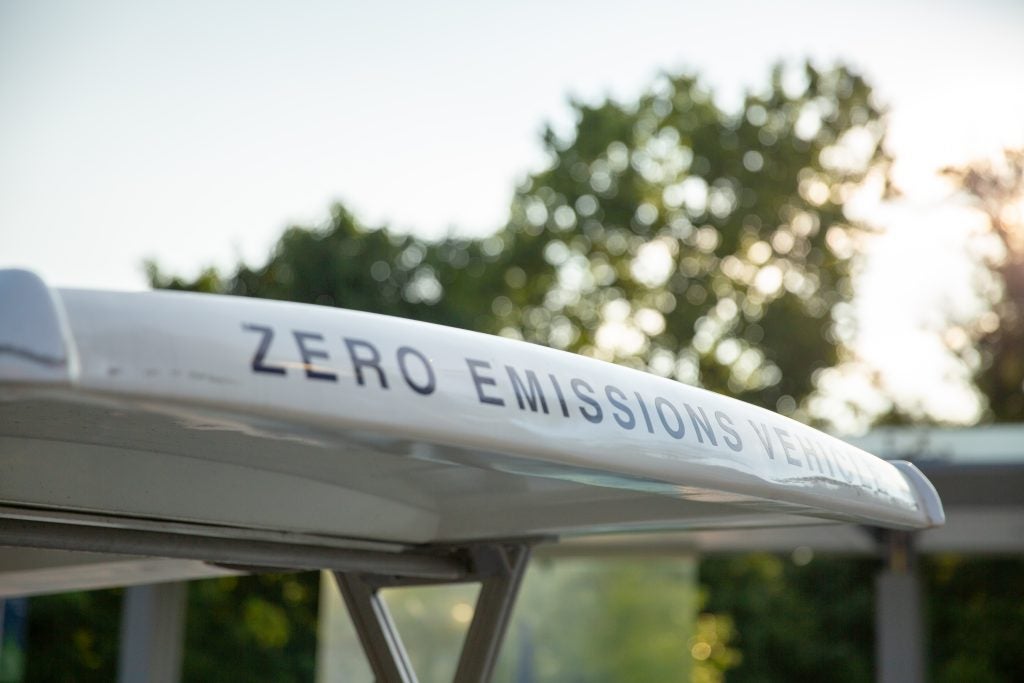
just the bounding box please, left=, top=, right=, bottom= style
left=0, top=269, right=79, bottom=386
left=888, top=461, right=945, bottom=527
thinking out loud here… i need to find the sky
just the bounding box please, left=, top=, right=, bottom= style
left=2, top=0, right=1023, bottom=425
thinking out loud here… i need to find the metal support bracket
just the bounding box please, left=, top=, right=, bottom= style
left=332, top=540, right=534, bottom=683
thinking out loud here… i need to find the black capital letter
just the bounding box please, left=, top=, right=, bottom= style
left=397, top=346, right=436, bottom=395
left=685, top=404, right=717, bottom=446
left=715, top=411, right=743, bottom=452
left=605, top=385, right=636, bottom=430
left=549, top=374, right=570, bottom=417
left=345, top=338, right=388, bottom=388
left=636, top=392, right=655, bottom=433
left=571, top=378, right=603, bottom=423
left=293, top=331, right=337, bottom=381
left=506, top=366, right=549, bottom=413
left=775, top=427, right=801, bottom=467
left=656, top=397, right=685, bottom=439
left=244, top=323, right=286, bottom=375
left=750, top=421, right=774, bottom=459
left=467, top=359, right=504, bottom=406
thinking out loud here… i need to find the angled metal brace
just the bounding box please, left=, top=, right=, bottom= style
left=332, top=541, right=534, bottom=683
left=334, top=571, right=420, bottom=683
left=453, top=543, right=530, bottom=683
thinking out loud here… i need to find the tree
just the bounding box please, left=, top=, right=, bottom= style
left=491, top=63, right=889, bottom=419
left=925, top=555, right=1024, bottom=683
left=183, top=573, right=320, bottom=683
left=941, top=148, right=1024, bottom=421
left=148, top=204, right=503, bottom=333
left=21, top=589, right=123, bottom=682
left=698, top=554, right=875, bottom=683
left=699, top=148, right=1024, bottom=683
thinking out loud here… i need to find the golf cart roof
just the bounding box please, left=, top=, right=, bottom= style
left=0, top=268, right=942, bottom=591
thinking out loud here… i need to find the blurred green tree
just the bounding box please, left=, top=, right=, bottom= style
left=148, top=203, right=502, bottom=333
left=698, top=552, right=1024, bottom=683
left=925, top=555, right=1024, bottom=683
left=182, top=573, right=320, bottom=683
left=907, top=148, right=1024, bottom=683
left=698, top=554, right=876, bottom=683
left=489, top=63, right=889, bottom=419
left=695, top=148, right=1024, bottom=683
left=21, top=589, right=122, bottom=682
left=941, top=148, right=1024, bottom=421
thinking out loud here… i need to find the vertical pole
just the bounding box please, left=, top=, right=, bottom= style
left=0, top=600, right=5, bottom=668
left=875, top=531, right=924, bottom=683
left=0, top=597, right=28, bottom=682
left=512, top=622, right=535, bottom=683
left=117, top=583, right=187, bottom=683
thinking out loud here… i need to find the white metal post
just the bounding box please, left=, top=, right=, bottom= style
left=117, top=582, right=187, bottom=683
left=875, top=531, right=924, bottom=683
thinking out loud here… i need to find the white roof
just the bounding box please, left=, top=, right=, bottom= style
left=0, top=269, right=943, bottom=555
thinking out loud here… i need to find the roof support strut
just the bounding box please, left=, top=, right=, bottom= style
left=332, top=541, right=533, bottom=683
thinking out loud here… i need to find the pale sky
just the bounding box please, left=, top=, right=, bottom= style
left=2, top=0, right=1023, bottom=425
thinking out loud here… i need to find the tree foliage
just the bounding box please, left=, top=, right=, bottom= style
left=182, top=573, right=320, bottom=683
left=698, top=554, right=875, bottom=683
left=16, top=575, right=323, bottom=683
left=492, top=65, right=888, bottom=418
left=926, top=555, right=1024, bottom=683
left=941, top=148, right=1024, bottom=421
left=21, top=589, right=122, bottom=682
left=148, top=204, right=501, bottom=333
left=699, top=552, right=1024, bottom=683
